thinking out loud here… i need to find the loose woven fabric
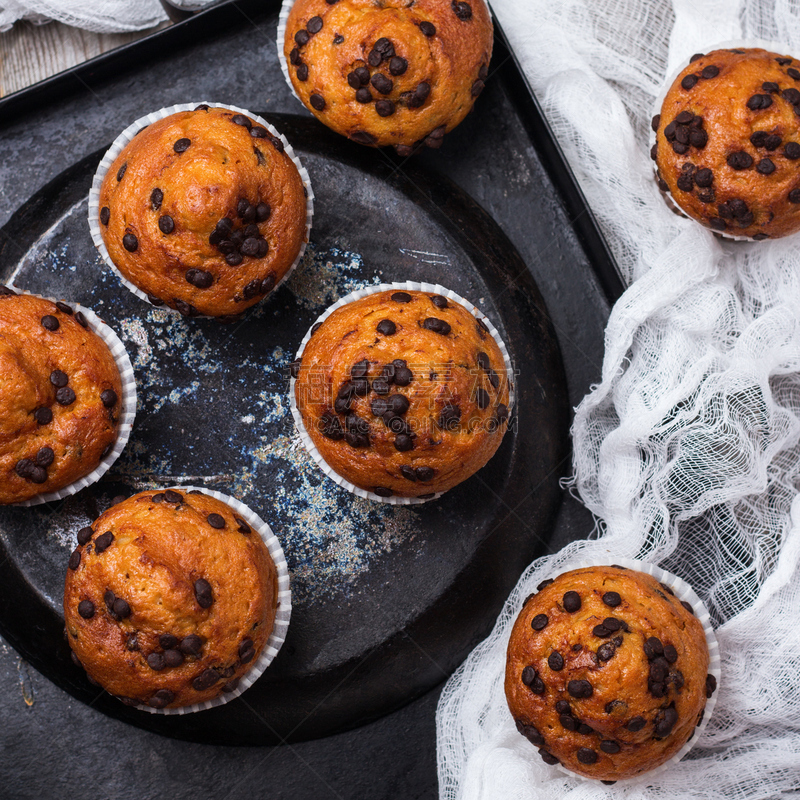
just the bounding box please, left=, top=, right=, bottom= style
left=437, top=0, right=800, bottom=797
left=0, top=0, right=214, bottom=33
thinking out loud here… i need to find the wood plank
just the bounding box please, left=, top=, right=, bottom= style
left=0, top=19, right=168, bottom=97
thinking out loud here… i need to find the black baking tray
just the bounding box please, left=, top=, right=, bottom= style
left=0, top=0, right=622, bottom=795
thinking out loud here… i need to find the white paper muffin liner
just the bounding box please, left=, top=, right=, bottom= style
left=5, top=287, right=137, bottom=508
left=88, top=102, right=315, bottom=318
left=138, top=486, right=292, bottom=715
left=651, top=38, right=799, bottom=242
left=289, top=281, right=515, bottom=505
left=277, top=0, right=303, bottom=104
left=545, top=556, right=721, bottom=783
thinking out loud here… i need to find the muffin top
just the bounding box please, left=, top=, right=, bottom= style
left=505, top=565, right=714, bottom=781
left=0, top=289, right=123, bottom=504
left=64, top=489, right=279, bottom=710
left=98, top=106, right=308, bottom=318
left=654, top=47, right=800, bottom=239
left=293, top=288, right=511, bottom=499
left=283, top=0, right=493, bottom=153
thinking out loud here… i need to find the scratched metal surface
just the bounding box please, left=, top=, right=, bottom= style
left=0, top=1, right=612, bottom=795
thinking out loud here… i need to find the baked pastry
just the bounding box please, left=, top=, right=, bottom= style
left=0, top=289, right=123, bottom=504
left=282, top=0, right=493, bottom=154
left=97, top=106, right=308, bottom=318
left=292, top=288, right=511, bottom=499
left=64, top=489, right=279, bottom=710
left=653, top=47, right=800, bottom=239
left=505, top=565, right=715, bottom=781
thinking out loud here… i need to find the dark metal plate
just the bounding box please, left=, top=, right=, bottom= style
left=0, top=112, right=569, bottom=744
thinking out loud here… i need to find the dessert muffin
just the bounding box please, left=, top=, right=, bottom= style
left=505, top=565, right=715, bottom=781
left=653, top=47, right=800, bottom=239
left=0, top=289, right=124, bottom=505
left=281, top=0, right=493, bottom=154
left=292, top=287, right=511, bottom=499
left=64, top=489, right=280, bottom=710
left=96, top=105, right=309, bottom=318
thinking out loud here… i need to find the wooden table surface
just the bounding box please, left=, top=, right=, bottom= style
left=0, top=18, right=168, bottom=98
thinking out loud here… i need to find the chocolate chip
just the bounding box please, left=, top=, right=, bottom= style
left=392, top=292, right=412, bottom=304
left=67, top=548, right=81, bottom=570
left=164, top=489, right=182, bottom=504
left=309, top=93, right=326, bottom=112
left=146, top=651, right=166, bottom=671
left=654, top=706, right=678, bottom=738
left=689, top=128, right=708, bottom=148
left=515, top=719, right=545, bottom=747
left=183, top=269, right=212, bottom=290
left=790, top=67, right=800, bottom=80
left=33, top=407, right=53, bottom=425
left=376, top=99, right=396, bottom=117
left=706, top=673, right=717, bottom=697
left=415, top=466, right=434, bottom=481
left=225, top=251, right=244, bottom=267
left=625, top=715, right=646, bottom=732
left=115, top=162, right=127, bottom=181
left=694, top=167, right=713, bottom=188
left=158, top=214, right=175, bottom=234
left=374, top=36, right=395, bottom=57
left=112, top=597, right=131, bottom=619
left=561, top=590, right=581, bottom=612
left=307, top=15, right=323, bottom=33
left=78, top=600, right=95, bottom=619
left=472, top=388, right=490, bottom=410
left=94, top=531, right=114, bottom=554
left=709, top=217, right=727, bottom=231
left=536, top=579, right=554, bottom=591
left=452, top=1, right=472, bottom=20
left=294, top=29, right=310, bottom=47
left=179, top=634, right=203, bottom=657
left=785, top=142, right=800, bottom=159
left=681, top=74, right=699, bottom=90
left=391, top=433, right=413, bottom=452
left=333, top=34, right=344, bottom=44
left=575, top=747, right=596, bottom=765
left=296, top=63, right=309, bottom=81
left=602, top=591, right=621, bottom=607
left=41, top=314, right=60, bottom=331
left=560, top=714, right=578, bottom=731
left=371, top=73, right=393, bottom=95
left=122, top=233, right=138, bottom=252
left=422, top=317, right=451, bottom=335
left=597, top=642, right=616, bottom=661
left=35, top=446, right=54, bottom=468
left=777, top=56, right=793, bottom=66
left=393, top=363, right=413, bottom=386
left=207, top=513, right=225, bottom=529
left=173, top=138, right=191, bottom=153
left=320, top=411, right=344, bottom=440
left=726, top=150, right=753, bottom=170
left=76, top=526, right=93, bottom=546
left=753, top=157, right=776, bottom=176
left=191, top=668, right=220, bottom=691
left=438, top=403, right=461, bottom=430
left=157, top=634, right=179, bottom=650
left=567, top=679, right=593, bottom=699
left=600, top=740, right=620, bottom=754
left=159, top=648, right=182, bottom=668
left=56, top=387, right=76, bottom=406
left=146, top=689, right=174, bottom=709
left=194, top=578, right=213, bottom=608
left=100, top=206, right=110, bottom=225
left=747, top=94, right=772, bottom=110
left=676, top=171, right=694, bottom=192
left=547, top=651, right=564, bottom=671
left=530, top=613, right=548, bottom=631
left=420, top=20, right=436, bottom=36
left=789, top=188, right=800, bottom=203
left=640, top=639, right=664, bottom=663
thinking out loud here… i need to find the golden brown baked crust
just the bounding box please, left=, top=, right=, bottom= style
left=283, top=0, right=493, bottom=153
left=98, top=106, right=307, bottom=318
left=293, top=289, right=511, bottom=498
left=0, top=290, right=122, bottom=504
left=654, top=47, right=800, bottom=239
left=63, top=489, right=279, bottom=709
left=505, top=565, right=714, bottom=781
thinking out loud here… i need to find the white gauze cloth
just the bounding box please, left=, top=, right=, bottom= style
left=0, top=0, right=215, bottom=33
left=437, top=0, right=800, bottom=797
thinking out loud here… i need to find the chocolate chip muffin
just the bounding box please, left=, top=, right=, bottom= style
left=292, top=288, right=511, bottom=499
left=97, top=105, right=309, bottom=318
left=64, top=489, right=279, bottom=710
left=282, top=0, right=493, bottom=154
left=653, top=47, right=800, bottom=239
left=505, top=565, right=715, bottom=781
left=0, top=289, right=123, bottom=504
